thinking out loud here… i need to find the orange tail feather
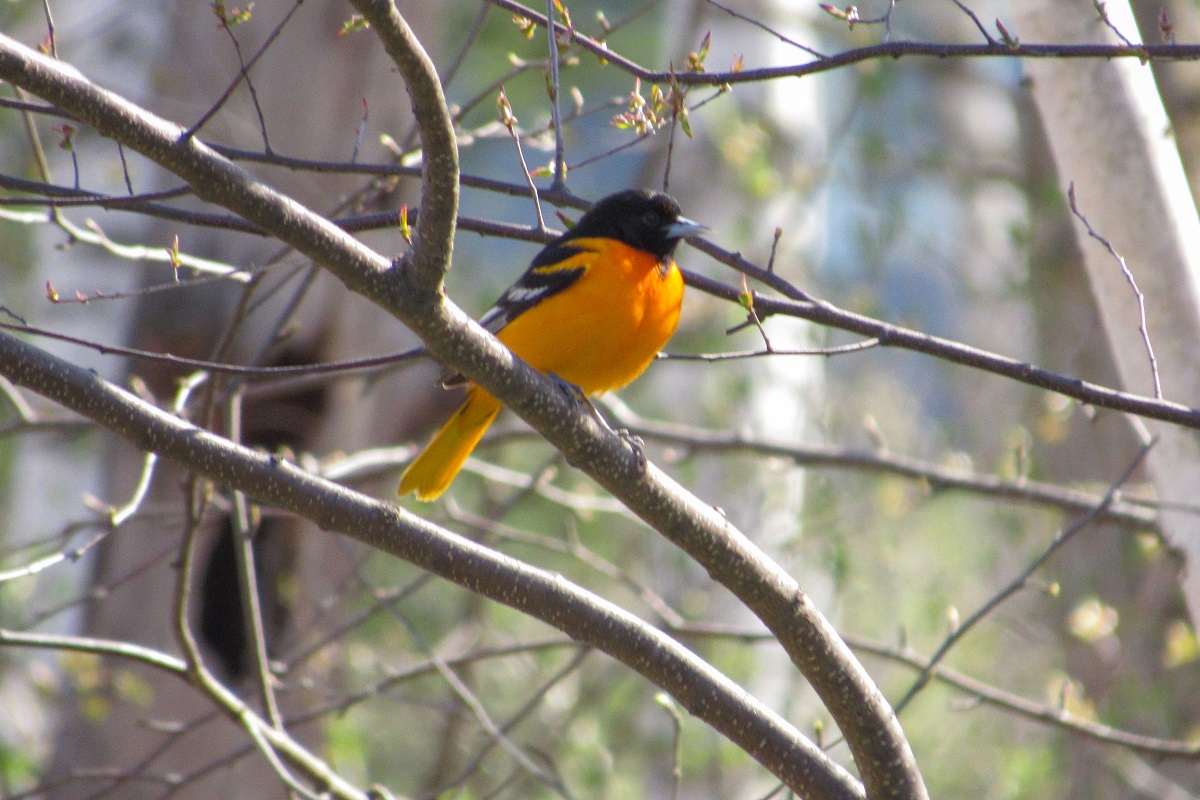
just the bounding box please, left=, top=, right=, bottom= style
left=398, top=388, right=501, bottom=501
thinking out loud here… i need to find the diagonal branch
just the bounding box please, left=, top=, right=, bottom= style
left=682, top=267, right=1200, bottom=430
left=0, top=328, right=861, bottom=800
left=0, top=23, right=922, bottom=799
left=0, top=628, right=368, bottom=800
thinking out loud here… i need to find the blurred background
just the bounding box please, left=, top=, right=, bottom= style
left=1, top=0, right=1198, bottom=798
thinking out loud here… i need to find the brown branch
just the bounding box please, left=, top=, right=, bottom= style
left=491, top=0, right=1199, bottom=84
left=0, top=328, right=862, bottom=800
left=12, top=135, right=1194, bottom=436
left=350, top=0, right=458, bottom=293
left=10, top=160, right=1197, bottom=436
left=842, top=633, right=1200, bottom=761
left=680, top=266, right=1200, bottom=430
left=603, top=406, right=1161, bottom=529
left=673, top=624, right=1200, bottom=762
left=891, top=442, right=1155, bottom=715
left=0, top=319, right=429, bottom=381
left=0, top=27, right=916, bottom=799
left=0, top=628, right=367, bottom=800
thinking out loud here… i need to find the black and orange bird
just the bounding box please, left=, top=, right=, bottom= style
left=399, top=189, right=707, bottom=500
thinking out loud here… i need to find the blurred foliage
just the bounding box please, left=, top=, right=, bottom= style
left=1, top=0, right=1198, bottom=798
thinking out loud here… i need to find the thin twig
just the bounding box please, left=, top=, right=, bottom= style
left=173, top=465, right=366, bottom=800
left=678, top=263, right=1200, bottom=429
left=1093, top=0, right=1137, bottom=48
left=0, top=628, right=187, bottom=672
left=108, top=451, right=159, bottom=527
left=441, top=2, right=492, bottom=87
left=0, top=375, right=36, bottom=421
left=661, top=338, right=880, bottom=361
left=489, top=1, right=1200, bottom=86
left=671, top=622, right=1200, bottom=761
left=430, top=647, right=591, bottom=796
left=39, top=0, right=57, bottom=58
left=0, top=526, right=109, bottom=585
left=227, top=390, right=284, bottom=730
left=546, top=0, right=567, bottom=190
left=498, top=85, right=546, bottom=232
left=0, top=320, right=429, bottom=381
left=387, top=602, right=568, bottom=795
left=842, top=631, right=1200, bottom=760
left=107, top=374, right=209, bottom=528
left=705, top=0, right=827, bottom=58
left=1067, top=182, right=1161, bottom=398
left=186, top=0, right=304, bottom=142
left=892, top=438, right=1156, bottom=714
left=659, top=693, right=686, bottom=800
left=948, top=0, right=997, bottom=44
left=599, top=396, right=1162, bottom=528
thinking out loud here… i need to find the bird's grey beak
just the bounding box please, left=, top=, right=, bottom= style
left=664, top=216, right=709, bottom=240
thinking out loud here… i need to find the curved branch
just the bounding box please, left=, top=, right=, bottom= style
left=350, top=0, right=458, bottom=291
left=0, top=328, right=861, bottom=800
left=0, top=30, right=921, bottom=799
left=0, top=629, right=368, bottom=800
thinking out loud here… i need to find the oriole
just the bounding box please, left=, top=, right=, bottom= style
left=399, top=189, right=706, bottom=500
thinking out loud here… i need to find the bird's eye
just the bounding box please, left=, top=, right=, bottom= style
left=642, top=210, right=660, bottom=226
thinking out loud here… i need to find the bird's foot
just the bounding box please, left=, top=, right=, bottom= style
left=616, top=429, right=647, bottom=471
left=545, top=375, right=645, bottom=472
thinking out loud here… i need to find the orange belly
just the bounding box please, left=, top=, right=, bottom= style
left=495, top=236, right=684, bottom=394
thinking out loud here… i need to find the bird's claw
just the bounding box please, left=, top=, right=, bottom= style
left=545, top=374, right=645, bottom=471
left=617, top=429, right=646, bottom=471
left=548, top=372, right=604, bottom=421
left=548, top=372, right=588, bottom=403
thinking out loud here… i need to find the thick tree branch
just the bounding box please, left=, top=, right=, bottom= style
left=0, top=328, right=861, bottom=800
left=0, top=29, right=924, bottom=799
left=349, top=0, right=458, bottom=292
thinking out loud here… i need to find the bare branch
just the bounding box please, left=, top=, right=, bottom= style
left=350, top=0, right=458, bottom=292
left=680, top=266, right=1200, bottom=430
left=0, top=627, right=369, bottom=800
left=602, top=402, right=1161, bottom=528
left=0, top=328, right=864, bottom=800
left=491, top=0, right=1198, bottom=85
left=892, top=440, right=1156, bottom=714
left=843, top=633, right=1200, bottom=761
left=0, top=25, right=919, bottom=798
left=1068, top=182, right=1162, bottom=399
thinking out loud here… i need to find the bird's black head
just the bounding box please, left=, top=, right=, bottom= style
left=563, top=189, right=707, bottom=260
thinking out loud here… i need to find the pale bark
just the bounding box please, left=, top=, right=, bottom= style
left=1010, top=0, right=1200, bottom=623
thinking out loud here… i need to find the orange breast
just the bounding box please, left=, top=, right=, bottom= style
left=496, top=237, right=684, bottom=394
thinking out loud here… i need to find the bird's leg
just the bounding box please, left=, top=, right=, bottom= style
left=546, top=372, right=602, bottom=423
left=617, top=430, right=647, bottom=471
left=546, top=374, right=647, bottom=472
left=543, top=373, right=597, bottom=471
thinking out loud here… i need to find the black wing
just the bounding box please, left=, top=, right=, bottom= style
left=441, top=241, right=589, bottom=388
left=477, top=242, right=589, bottom=334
